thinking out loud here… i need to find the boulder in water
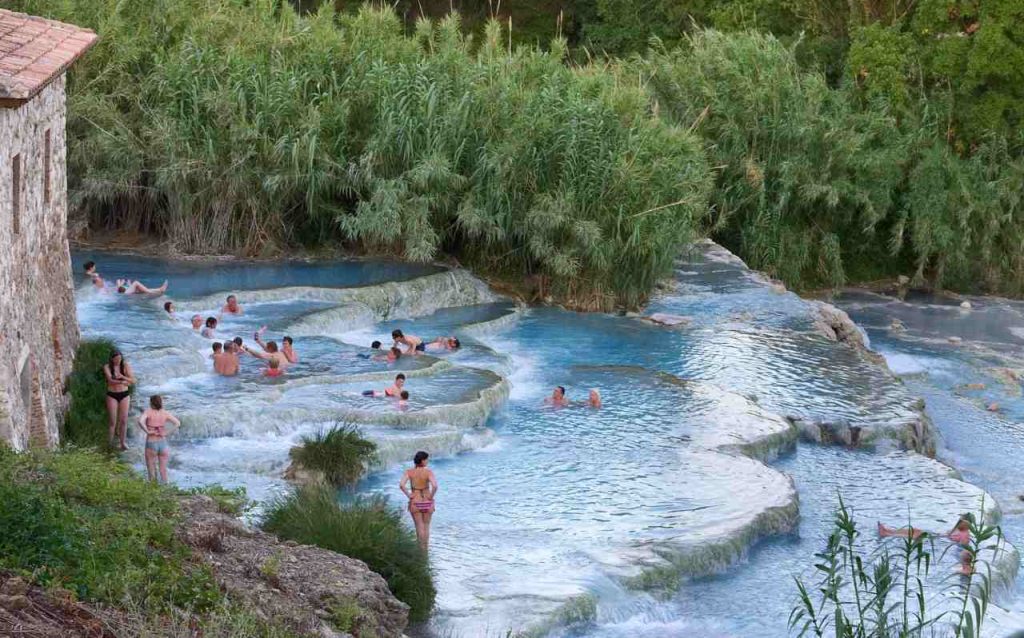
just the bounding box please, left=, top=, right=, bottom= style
left=809, top=301, right=869, bottom=351
left=178, top=494, right=409, bottom=637
left=948, top=336, right=963, bottom=345
left=960, top=300, right=973, bottom=310
left=643, top=313, right=691, bottom=327
left=889, top=318, right=906, bottom=331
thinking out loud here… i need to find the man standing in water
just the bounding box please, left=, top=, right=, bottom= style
left=255, top=327, right=298, bottom=363
left=84, top=261, right=105, bottom=289
left=222, top=294, right=244, bottom=316
left=544, top=386, right=570, bottom=407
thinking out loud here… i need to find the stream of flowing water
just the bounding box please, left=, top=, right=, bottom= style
left=72, top=245, right=1024, bottom=637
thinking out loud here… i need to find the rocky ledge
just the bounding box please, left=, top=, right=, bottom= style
left=178, top=495, right=409, bottom=637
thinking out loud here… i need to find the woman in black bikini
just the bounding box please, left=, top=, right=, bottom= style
left=399, top=451, right=438, bottom=552
left=103, top=351, right=136, bottom=450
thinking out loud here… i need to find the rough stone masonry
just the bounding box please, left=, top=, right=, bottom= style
left=0, top=9, right=97, bottom=449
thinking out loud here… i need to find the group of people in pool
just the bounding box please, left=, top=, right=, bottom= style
left=545, top=385, right=602, bottom=409
left=85, top=261, right=169, bottom=295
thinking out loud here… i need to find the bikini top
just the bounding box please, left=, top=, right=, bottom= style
left=146, top=410, right=168, bottom=436
left=408, top=469, right=432, bottom=492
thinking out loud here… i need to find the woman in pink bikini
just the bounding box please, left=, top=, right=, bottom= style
left=399, top=451, right=438, bottom=552
left=136, top=395, right=181, bottom=484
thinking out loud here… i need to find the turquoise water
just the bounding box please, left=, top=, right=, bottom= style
left=71, top=249, right=1024, bottom=637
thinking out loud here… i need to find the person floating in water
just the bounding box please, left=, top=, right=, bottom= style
left=255, top=327, right=298, bottom=364
left=397, top=390, right=410, bottom=410
left=103, top=350, right=136, bottom=451
left=425, top=336, right=461, bottom=352
left=878, top=515, right=972, bottom=547
left=116, top=278, right=168, bottom=295
left=83, top=261, right=105, bottom=290
left=263, top=357, right=284, bottom=377
left=957, top=549, right=975, bottom=576
left=201, top=316, right=218, bottom=339
left=190, top=314, right=203, bottom=331
left=362, top=373, right=406, bottom=397
left=393, top=329, right=425, bottom=355
left=163, top=301, right=176, bottom=318
left=399, top=451, right=437, bottom=552
left=136, top=395, right=180, bottom=484
left=221, top=294, right=244, bottom=316
left=588, top=388, right=602, bottom=408
left=545, top=386, right=570, bottom=407
left=357, top=341, right=385, bottom=360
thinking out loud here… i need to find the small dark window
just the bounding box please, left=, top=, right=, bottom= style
left=44, top=130, right=52, bottom=204
left=12, top=153, right=21, bottom=234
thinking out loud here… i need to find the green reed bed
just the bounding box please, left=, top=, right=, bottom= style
left=16, top=0, right=711, bottom=309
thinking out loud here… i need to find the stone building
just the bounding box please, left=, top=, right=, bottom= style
left=0, top=10, right=96, bottom=449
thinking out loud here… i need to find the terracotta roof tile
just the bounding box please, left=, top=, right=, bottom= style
left=0, top=8, right=97, bottom=104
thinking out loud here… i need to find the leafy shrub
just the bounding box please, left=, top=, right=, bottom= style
left=290, top=424, right=378, bottom=488
left=63, top=339, right=124, bottom=449
left=262, top=486, right=436, bottom=622
left=0, top=446, right=220, bottom=612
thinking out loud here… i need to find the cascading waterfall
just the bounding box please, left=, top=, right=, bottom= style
left=72, top=248, right=1024, bottom=637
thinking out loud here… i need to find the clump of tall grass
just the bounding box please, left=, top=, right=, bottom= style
left=289, top=423, right=378, bottom=488
left=790, top=496, right=1003, bottom=637
left=63, top=339, right=125, bottom=449
left=262, top=486, right=435, bottom=622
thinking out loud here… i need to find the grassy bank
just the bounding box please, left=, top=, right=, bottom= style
left=263, top=486, right=436, bottom=622
left=0, top=445, right=218, bottom=611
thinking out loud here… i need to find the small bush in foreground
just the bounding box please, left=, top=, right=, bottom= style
left=63, top=339, right=125, bottom=449
left=791, top=496, right=1001, bottom=638
left=262, top=486, right=435, bottom=622
left=0, top=446, right=219, bottom=613
left=185, top=484, right=250, bottom=516
left=289, top=424, right=378, bottom=489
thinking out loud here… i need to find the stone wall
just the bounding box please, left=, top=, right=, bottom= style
left=0, top=76, right=80, bottom=450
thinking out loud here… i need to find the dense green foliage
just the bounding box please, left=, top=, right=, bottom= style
left=17, top=0, right=710, bottom=309
left=791, top=498, right=1000, bottom=637
left=0, top=446, right=219, bottom=611
left=62, top=339, right=125, bottom=449
left=17, top=0, right=1024, bottom=297
left=290, top=424, right=378, bottom=488
left=642, top=31, right=1024, bottom=292
left=262, top=486, right=436, bottom=622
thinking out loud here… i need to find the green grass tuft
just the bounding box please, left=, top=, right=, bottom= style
left=289, top=424, right=378, bottom=488
left=262, top=486, right=436, bottom=622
